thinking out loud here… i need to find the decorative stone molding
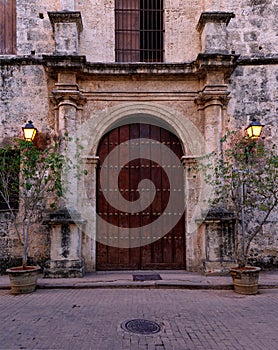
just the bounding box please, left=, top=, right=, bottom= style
left=203, top=207, right=236, bottom=223
left=180, top=155, right=198, bottom=168
left=195, top=86, right=231, bottom=110
left=43, top=55, right=239, bottom=83
left=48, top=12, right=83, bottom=33
left=196, top=53, right=239, bottom=76
left=196, top=12, right=235, bottom=33
left=51, top=89, right=87, bottom=110
left=85, top=156, right=100, bottom=166
left=48, top=12, right=83, bottom=55
left=196, top=12, right=235, bottom=54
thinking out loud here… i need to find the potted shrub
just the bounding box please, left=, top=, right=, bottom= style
left=197, top=130, right=278, bottom=294
left=0, top=135, right=66, bottom=294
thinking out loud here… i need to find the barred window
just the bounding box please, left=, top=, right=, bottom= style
left=115, top=0, right=164, bottom=62
left=0, top=0, right=17, bottom=55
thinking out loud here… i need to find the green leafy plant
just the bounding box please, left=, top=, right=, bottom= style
left=197, top=132, right=278, bottom=268
left=0, top=138, right=80, bottom=269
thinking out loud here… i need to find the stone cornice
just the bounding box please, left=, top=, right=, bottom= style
left=42, top=54, right=239, bottom=80
left=43, top=55, right=198, bottom=77
left=48, top=11, right=83, bottom=33
left=196, top=12, right=235, bottom=33
left=238, top=56, right=278, bottom=65
left=196, top=53, right=239, bottom=69
left=1, top=55, right=278, bottom=69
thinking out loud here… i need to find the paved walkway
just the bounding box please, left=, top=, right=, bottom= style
left=1, top=287, right=278, bottom=349
left=1, top=269, right=278, bottom=290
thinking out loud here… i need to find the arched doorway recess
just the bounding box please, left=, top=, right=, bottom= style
left=96, top=122, right=186, bottom=270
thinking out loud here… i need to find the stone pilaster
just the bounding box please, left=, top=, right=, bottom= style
left=197, top=12, right=235, bottom=54
left=181, top=155, right=203, bottom=272
left=195, top=84, right=230, bottom=154
left=81, top=156, right=99, bottom=272
left=44, top=73, right=87, bottom=278
left=195, top=53, right=238, bottom=154
left=48, top=11, right=83, bottom=55
left=51, top=72, right=86, bottom=135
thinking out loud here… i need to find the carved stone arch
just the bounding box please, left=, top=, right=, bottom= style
left=69, top=103, right=208, bottom=272
left=76, top=103, right=206, bottom=159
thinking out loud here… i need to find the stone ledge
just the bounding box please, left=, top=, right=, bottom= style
left=197, top=12, right=235, bottom=32
left=48, top=11, right=83, bottom=32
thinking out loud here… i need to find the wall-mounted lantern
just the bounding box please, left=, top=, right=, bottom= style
left=22, top=121, right=37, bottom=142
left=245, top=118, right=264, bottom=140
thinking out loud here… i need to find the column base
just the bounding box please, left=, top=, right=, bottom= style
left=44, top=259, right=85, bottom=278
left=203, top=260, right=235, bottom=275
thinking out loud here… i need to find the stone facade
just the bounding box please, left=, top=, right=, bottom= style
left=0, top=0, right=277, bottom=274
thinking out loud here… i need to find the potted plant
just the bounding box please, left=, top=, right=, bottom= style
left=197, top=129, right=278, bottom=294
left=0, top=134, right=66, bottom=294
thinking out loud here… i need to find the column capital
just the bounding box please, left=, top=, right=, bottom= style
left=51, top=89, right=87, bottom=110
left=195, top=85, right=230, bottom=110
left=84, top=156, right=100, bottom=166
left=181, top=155, right=198, bottom=168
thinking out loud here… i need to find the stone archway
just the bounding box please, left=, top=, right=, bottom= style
left=67, top=103, right=209, bottom=272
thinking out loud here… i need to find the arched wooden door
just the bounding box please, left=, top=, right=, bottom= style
left=96, top=123, right=185, bottom=270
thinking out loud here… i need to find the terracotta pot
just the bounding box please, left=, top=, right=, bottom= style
left=230, top=266, right=261, bottom=295
left=6, top=266, right=41, bottom=295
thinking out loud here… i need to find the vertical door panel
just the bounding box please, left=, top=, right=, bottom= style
left=97, top=123, right=185, bottom=270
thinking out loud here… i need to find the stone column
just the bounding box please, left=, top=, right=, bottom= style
left=44, top=73, right=87, bottom=278
left=48, top=11, right=83, bottom=55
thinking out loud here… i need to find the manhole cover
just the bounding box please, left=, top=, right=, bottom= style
left=121, top=319, right=161, bottom=335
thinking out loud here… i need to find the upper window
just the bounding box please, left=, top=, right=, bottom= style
left=0, top=0, right=16, bottom=55
left=115, top=0, right=164, bottom=62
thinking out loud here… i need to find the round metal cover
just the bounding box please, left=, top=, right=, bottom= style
left=121, top=319, right=161, bottom=335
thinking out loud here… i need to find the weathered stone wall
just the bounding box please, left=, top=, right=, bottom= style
left=0, top=62, right=52, bottom=271
left=17, top=0, right=58, bottom=56
left=249, top=222, right=278, bottom=269
left=228, top=64, right=278, bottom=138
left=226, top=63, right=278, bottom=267
left=0, top=0, right=277, bottom=272
left=13, top=1, right=278, bottom=62
left=0, top=62, right=50, bottom=139
left=0, top=211, right=50, bottom=273
left=225, top=0, right=278, bottom=58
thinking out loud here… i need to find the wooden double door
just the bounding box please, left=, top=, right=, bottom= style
left=96, top=123, right=185, bottom=270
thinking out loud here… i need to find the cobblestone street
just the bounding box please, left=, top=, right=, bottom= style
left=1, top=288, right=278, bottom=350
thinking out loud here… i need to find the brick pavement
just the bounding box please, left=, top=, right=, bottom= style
left=1, top=288, right=278, bottom=350
left=1, top=270, right=278, bottom=290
